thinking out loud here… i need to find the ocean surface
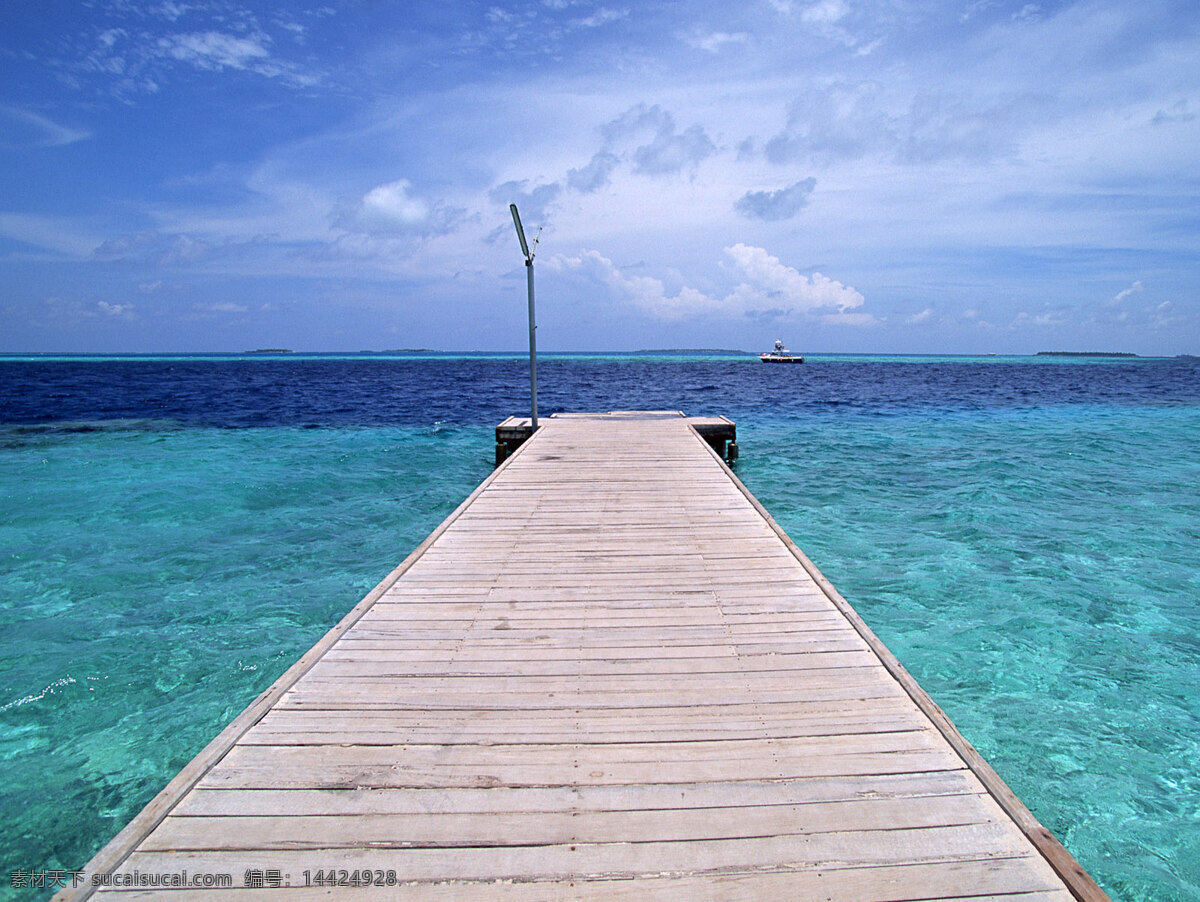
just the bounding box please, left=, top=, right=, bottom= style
left=1, top=352, right=1198, bottom=900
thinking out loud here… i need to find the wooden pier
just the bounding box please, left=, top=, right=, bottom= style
left=61, top=411, right=1106, bottom=900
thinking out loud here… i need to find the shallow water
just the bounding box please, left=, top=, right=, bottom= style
left=2, top=353, right=1198, bottom=900
left=737, top=405, right=1200, bottom=900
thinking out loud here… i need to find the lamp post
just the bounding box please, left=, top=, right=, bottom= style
left=509, top=203, right=539, bottom=431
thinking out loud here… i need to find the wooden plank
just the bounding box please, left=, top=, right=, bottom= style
left=240, top=714, right=930, bottom=746
left=303, top=649, right=879, bottom=677
left=174, top=770, right=991, bottom=816
left=96, top=859, right=1073, bottom=901
left=113, top=825, right=1045, bottom=882
left=146, top=792, right=1011, bottom=851
left=196, top=750, right=965, bottom=791
left=59, top=413, right=1104, bottom=902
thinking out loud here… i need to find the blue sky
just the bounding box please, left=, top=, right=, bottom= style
left=1, top=0, right=1197, bottom=353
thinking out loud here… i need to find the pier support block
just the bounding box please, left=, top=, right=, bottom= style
left=495, top=417, right=535, bottom=466
left=687, top=415, right=738, bottom=463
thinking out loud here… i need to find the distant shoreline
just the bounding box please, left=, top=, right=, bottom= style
left=1036, top=351, right=1138, bottom=358
left=4, top=350, right=1195, bottom=360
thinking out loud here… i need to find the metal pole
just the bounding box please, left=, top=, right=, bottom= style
left=526, top=258, right=538, bottom=431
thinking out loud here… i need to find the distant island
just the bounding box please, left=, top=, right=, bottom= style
left=1036, top=351, right=1139, bottom=358
left=245, top=348, right=293, bottom=354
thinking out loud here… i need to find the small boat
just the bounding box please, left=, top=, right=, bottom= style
left=760, top=339, right=804, bottom=364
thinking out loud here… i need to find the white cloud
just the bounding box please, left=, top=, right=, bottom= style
left=801, top=0, right=850, bottom=25
left=1013, top=309, right=1067, bottom=328
left=1012, top=4, right=1044, bottom=23
left=338, top=179, right=464, bottom=237
left=573, top=8, right=627, bottom=28
left=906, top=307, right=934, bottom=324
left=158, top=32, right=272, bottom=71
left=0, top=106, right=90, bottom=148
left=67, top=10, right=325, bottom=98
left=1149, top=300, right=1181, bottom=329
left=97, top=301, right=133, bottom=317
left=1113, top=280, right=1144, bottom=303
left=723, top=243, right=870, bottom=322
left=359, top=180, right=429, bottom=227
left=0, top=213, right=102, bottom=257
left=549, top=250, right=711, bottom=320
left=550, top=244, right=870, bottom=324
left=160, top=2, right=190, bottom=21
left=685, top=30, right=751, bottom=52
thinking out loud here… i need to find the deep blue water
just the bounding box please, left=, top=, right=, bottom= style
left=2, top=352, right=1198, bottom=900
left=3, top=353, right=1197, bottom=428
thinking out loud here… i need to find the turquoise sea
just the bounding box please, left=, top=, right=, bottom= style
left=1, top=352, right=1198, bottom=900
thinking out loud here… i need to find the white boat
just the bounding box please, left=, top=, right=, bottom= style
left=759, top=339, right=804, bottom=364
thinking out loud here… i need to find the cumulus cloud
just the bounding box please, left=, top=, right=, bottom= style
left=735, top=178, right=817, bottom=220
left=338, top=179, right=464, bottom=236
left=723, top=243, right=870, bottom=323
left=550, top=243, right=870, bottom=324
left=356, top=180, right=428, bottom=228
left=548, top=250, right=713, bottom=321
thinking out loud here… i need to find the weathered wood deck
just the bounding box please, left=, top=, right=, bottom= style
left=61, top=411, right=1106, bottom=900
